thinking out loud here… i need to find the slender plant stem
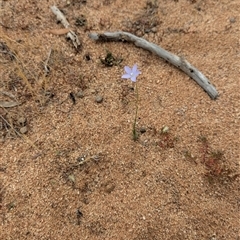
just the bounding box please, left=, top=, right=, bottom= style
left=132, top=82, right=139, bottom=141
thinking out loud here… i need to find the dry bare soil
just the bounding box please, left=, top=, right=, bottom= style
left=0, top=0, right=239, bottom=239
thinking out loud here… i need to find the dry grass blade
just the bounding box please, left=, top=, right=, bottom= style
left=0, top=114, right=40, bottom=151
left=0, top=101, right=19, bottom=108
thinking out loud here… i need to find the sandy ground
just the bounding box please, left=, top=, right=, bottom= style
left=0, top=0, right=239, bottom=239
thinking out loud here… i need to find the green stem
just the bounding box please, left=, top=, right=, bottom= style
left=132, top=82, right=139, bottom=141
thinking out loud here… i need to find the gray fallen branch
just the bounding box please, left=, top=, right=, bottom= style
left=89, top=31, right=218, bottom=99
left=50, top=6, right=81, bottom=49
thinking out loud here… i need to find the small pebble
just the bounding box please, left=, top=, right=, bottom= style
left=144, top=28, right=151, bottom=33
left=18, top=117, right=26, bottom=126
left=140, top=127, right=146, bottom=134
left=68, top=174, right=75, bottom=183
left=76, top=90, right=84, bottom=98
left=229, top=17, right=236, bottom=23
left=135, top=30, right=143, bottom=37
left=151, top=27, right=157, bottom=33
left=95, top=95, right=103, bottom=103
left=162, top=126, right=169, bottom=133
left=20, top=126, right=28, bottom=134
left=89, top=89, right=96, bottom=94
left=104, top=182, right=115, bottom=193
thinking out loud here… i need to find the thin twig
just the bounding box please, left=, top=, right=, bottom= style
left=0, top=114, right=40, bottom=151
left=89, top=31, right=219, bottom=99
left=0, top=91, right=16, bottom=100
left=44, top=49, right=52, bottom=75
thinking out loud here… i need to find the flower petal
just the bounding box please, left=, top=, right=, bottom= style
left=122, top=73, right=131, bottom=79
left=132, top=64, right=138, bottom=73
left=132, top=64, right=141, bottom=76
left=135, top=70, right=141, bottom=76
left=124, top=66, right=132, bottom=74
left=130, top=76, right=137, bottom=82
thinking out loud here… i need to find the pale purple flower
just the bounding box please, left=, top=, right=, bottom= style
left=122, top=64, right=141, bottom=82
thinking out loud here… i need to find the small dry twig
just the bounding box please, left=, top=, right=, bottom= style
left=0, top=101, right=19, bottom=108
left=50, top=6, right=81, bottom=49
left=44, top=49, right=52, bottom=75
left=89, top=31, right=218, bottom=99
left=0, top=91, right=16, bottom=100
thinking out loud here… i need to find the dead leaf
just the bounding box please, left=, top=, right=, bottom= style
left=0, top=101, right=19, bottom=108
left=44, top=28, right=71, bottom=35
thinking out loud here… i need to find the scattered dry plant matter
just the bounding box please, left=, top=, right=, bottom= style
left=0, top=0, right=239, bottom=239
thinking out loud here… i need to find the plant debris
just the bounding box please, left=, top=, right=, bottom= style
left=100, top=51, right=123, bottom=67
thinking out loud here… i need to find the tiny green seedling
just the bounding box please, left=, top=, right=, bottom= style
left=101, top=50, right=122, bottom=67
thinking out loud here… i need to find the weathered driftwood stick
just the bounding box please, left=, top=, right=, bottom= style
left=50, top=6, right=81, bottom=49
left=89, top=31, right=218, bottom=99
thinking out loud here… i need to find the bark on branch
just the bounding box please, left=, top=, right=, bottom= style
left=89, top=31, right=218, bottom=100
